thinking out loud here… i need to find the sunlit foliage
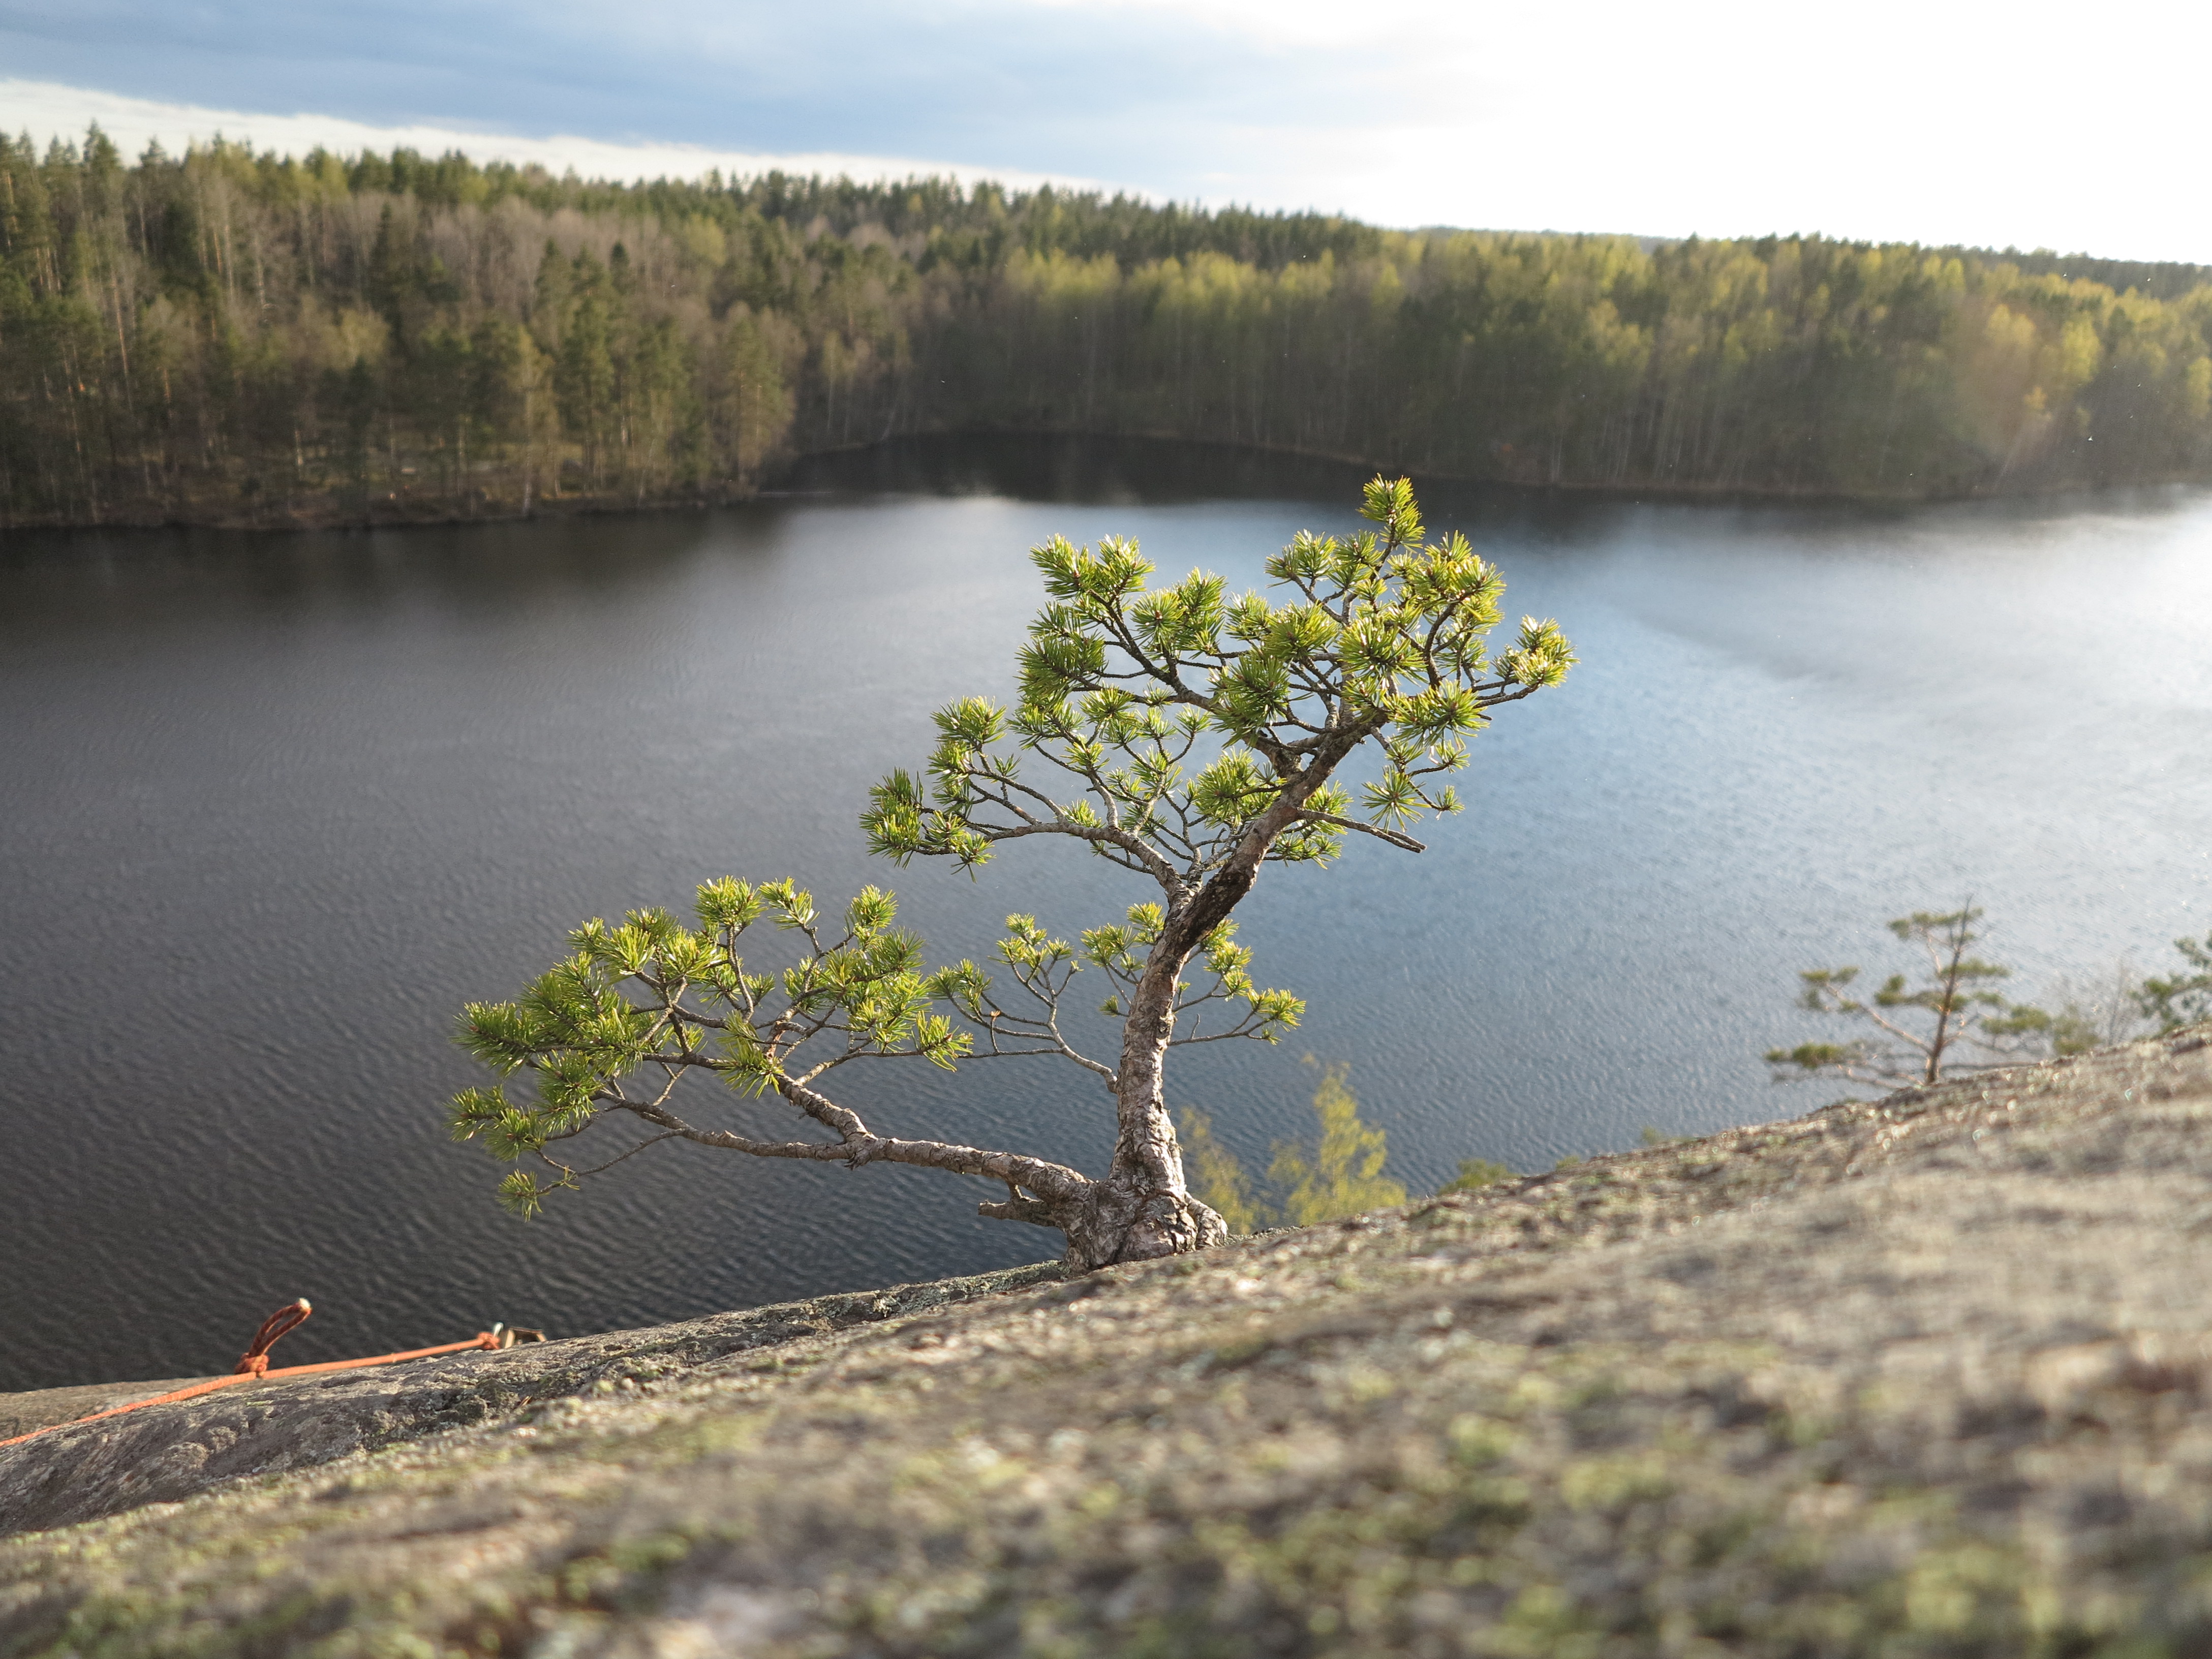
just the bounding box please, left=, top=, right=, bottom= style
left=6, top=131, right=2210, bottom=526
left=1179, top=1063, right=1410, bottom=1232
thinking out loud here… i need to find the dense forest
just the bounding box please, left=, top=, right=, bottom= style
left=4, top=128, right=2211, bottom=526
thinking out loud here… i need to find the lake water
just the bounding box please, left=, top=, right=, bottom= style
left=3, top=436, right=2208, bottom=1392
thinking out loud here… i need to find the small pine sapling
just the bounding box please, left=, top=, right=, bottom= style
left=2137, top=935, right=2212, bottom=1034
left=1766, top=906, right=2063, bottom=1089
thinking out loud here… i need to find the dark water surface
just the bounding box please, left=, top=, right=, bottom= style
left=4, top=438, right=2208, bottom=1391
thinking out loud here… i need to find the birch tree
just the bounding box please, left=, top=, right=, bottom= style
left=451, top=477, right=1576, bottom=1268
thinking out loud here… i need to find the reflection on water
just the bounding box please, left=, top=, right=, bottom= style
left=2, top=437, right=2207, bottom=1390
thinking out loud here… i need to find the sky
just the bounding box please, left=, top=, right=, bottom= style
left=3, top=0, right=2207, bottom=263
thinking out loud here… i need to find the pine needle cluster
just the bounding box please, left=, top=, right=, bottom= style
left=863, top=475, right=1573, bottom=885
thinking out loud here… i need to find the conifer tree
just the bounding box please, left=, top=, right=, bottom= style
left=451, top=478, right=1575, bottom=1268
left=2137, top=935, right=2212, bottom=1033
left=1766, top=907, right=2063, bottom=1089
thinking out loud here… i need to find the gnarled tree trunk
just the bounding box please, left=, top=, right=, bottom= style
left=1054, top=743, right=1356, bottom=1268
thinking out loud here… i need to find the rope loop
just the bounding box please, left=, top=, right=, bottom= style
left=233, top=1299, right=313, bottom=1374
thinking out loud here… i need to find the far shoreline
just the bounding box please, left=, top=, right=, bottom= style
left=4, top=429, right=2206, bottom=540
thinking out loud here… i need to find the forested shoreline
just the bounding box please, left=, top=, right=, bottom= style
left=4, top=129, right=2211, bottom=528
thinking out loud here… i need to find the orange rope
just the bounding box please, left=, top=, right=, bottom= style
left=0, top=1300, right=513, bottom=1451
left=234, top=1299, right=315, bottom=1376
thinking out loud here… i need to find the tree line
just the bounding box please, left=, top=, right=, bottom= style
left=6, top=129, right=2211, bottom=527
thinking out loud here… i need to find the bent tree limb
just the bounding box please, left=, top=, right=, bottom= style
left=454, top=478, right=1575, bottom=1269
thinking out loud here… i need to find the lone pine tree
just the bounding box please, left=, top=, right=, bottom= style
left=1766, top=906, right=2063, bottom=1090
left=451, top=477, right=1575, bottom=1269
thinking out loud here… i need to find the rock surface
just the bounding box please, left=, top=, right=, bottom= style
left=0, top=1264, right=1067, bottom=1538
left=0, top=1378, right=212, bottom=1445
left=3, top=1025, right=2210, bottom=1656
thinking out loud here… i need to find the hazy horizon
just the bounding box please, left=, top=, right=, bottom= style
left=5, top=0, right=2206, bottom=266
left=1, top=87, right=2200, bottom=276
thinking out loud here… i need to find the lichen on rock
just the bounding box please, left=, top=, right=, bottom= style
left=3, top=1025, right=2210, bottom=1656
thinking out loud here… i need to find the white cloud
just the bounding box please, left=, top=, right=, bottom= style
left=1163, top=0, right=2212, bottom=260
left=6, top=0, right=2209, bottom=264
left=0, top=78, right=1102, bottom=194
